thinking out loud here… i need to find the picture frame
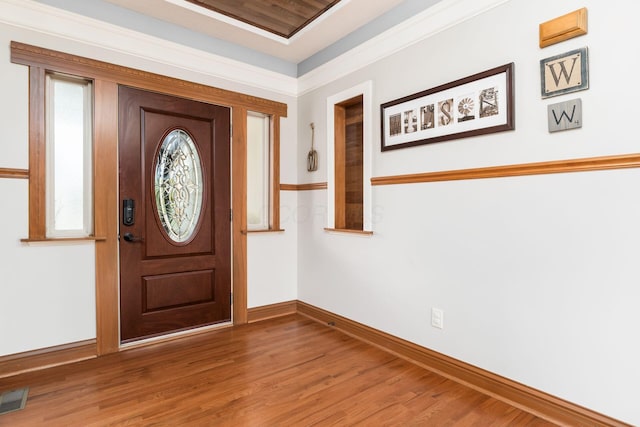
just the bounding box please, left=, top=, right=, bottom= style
left=380, top=63, right=514, bottom=151
left=540, top=47, right=588, bottom=98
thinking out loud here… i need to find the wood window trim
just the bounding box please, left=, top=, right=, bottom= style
left=324, top=228, right=373, bottom=236
left=334, top=95, right=367, bottom=232
left=20, top=236, right=107, bottom=243
left=271, top=114, right=281, bottom=230
left=326, top=81, right=373, bottom=234
left=11, top=41, right=287, bottom=356
left=280, top=182, right=328, bottom=191
left=0, top=168, right=29, bottom=179
left=25, top=68, right=101, bottom=242
left=11, top=42, right=287, bottom=116
left=246, top=110, right=282, bottom=232
left=28, top=66, right=46, bottom=240
left=334, top=102, right=347, bottom=229
left=244, top=229, right=285, bottom=234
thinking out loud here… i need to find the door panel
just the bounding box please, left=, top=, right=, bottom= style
left=119, top=86, right=231, bottom=343
left=142, top=270, right=215, bottom=312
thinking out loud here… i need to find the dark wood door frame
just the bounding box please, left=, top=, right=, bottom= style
left=11, top=41, right=287, bottom=356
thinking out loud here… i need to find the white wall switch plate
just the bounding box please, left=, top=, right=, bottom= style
left=431, top=307, right=444, bottom=329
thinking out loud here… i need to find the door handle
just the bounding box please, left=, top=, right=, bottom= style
left=123, top=232, right=144, bottom=243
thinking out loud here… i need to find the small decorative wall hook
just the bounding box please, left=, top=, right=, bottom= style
left=307, top=122, right=318, bottom=172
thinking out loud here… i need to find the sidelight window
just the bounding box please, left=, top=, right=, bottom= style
left=45, top=74, right=94, bottom=238
left=246, top=112, right=272, bottom=231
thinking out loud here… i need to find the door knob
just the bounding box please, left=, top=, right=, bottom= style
left=123, top=232, right=143, bottom=243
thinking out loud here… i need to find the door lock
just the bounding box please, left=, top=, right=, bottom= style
left=122, top=199, right=135, bottom=226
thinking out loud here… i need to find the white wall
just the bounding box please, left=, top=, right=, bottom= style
left=3, top=0, right=639, bottom=423
left=0, top=4, right=298, bottom=353
left=297, top=0, right=640, bottom=424
left=247, top=190, right=298, bottom=308
left=0, top=180, right=97, bottom=355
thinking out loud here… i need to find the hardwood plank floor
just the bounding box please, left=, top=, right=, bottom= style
left=0, top=315, right=555, bottom=426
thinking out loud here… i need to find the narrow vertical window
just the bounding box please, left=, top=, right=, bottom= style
left=246, top=112, right=271, bottom=231
left=45, top=74, right=93, bottom=237
left=334, top=95, right=363, bottom=230
left=326, top=81, right=373, bottom=234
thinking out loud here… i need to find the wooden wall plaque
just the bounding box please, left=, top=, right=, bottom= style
left=539, top=8, right=588, bottom=48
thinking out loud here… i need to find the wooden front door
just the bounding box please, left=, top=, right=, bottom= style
left=118, top=86, right=231, bottom=343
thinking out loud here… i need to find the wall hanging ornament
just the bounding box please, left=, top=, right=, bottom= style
left=307, top=122, right=318, bottom=172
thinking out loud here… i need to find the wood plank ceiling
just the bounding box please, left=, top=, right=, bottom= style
left=185, top=0, right=341, bottom=39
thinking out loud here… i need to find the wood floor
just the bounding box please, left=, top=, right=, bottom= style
left=0, top=315, right=555, bottom=426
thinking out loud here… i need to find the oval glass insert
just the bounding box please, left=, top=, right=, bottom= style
left=154, top=129, right=203, bottom=243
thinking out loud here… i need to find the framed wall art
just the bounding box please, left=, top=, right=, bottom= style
left=380, top=63, right=514, bottom=151
left=540, top=47, right=588, bottom=98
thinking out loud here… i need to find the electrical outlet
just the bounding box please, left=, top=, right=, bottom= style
left=431, top=307, right=444, bottom=329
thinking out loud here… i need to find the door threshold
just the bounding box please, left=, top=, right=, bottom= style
left=119, top=321, right=233, bottom=351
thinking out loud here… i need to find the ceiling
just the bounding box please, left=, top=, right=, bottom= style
left=103, top=0, right=408, bottom=63
left=184, top=0, right=341, bottom=39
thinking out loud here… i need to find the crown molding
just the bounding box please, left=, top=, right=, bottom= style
left=0, top=0, right=298, bottom=97
left=0, top=0, right=511, bottom=98
left=297, top=0, right=511, bottom=95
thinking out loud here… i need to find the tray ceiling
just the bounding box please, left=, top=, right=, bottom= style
left=103, top=0, right=407, bottom=63
left=185, top=0, right=341, bottom=39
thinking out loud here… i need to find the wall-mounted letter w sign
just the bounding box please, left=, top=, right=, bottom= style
left=541, top=48, right=588, bottom=98
left=552, top=105, right=577, bottom=125
left=547, top=56, right=579, bottom=88
left=547, top=99, right=582, bottom=133
left=545, top=53, right=581, bottom=91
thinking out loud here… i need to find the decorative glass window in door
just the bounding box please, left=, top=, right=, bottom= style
left=154, top=129, right=204, bottom=243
